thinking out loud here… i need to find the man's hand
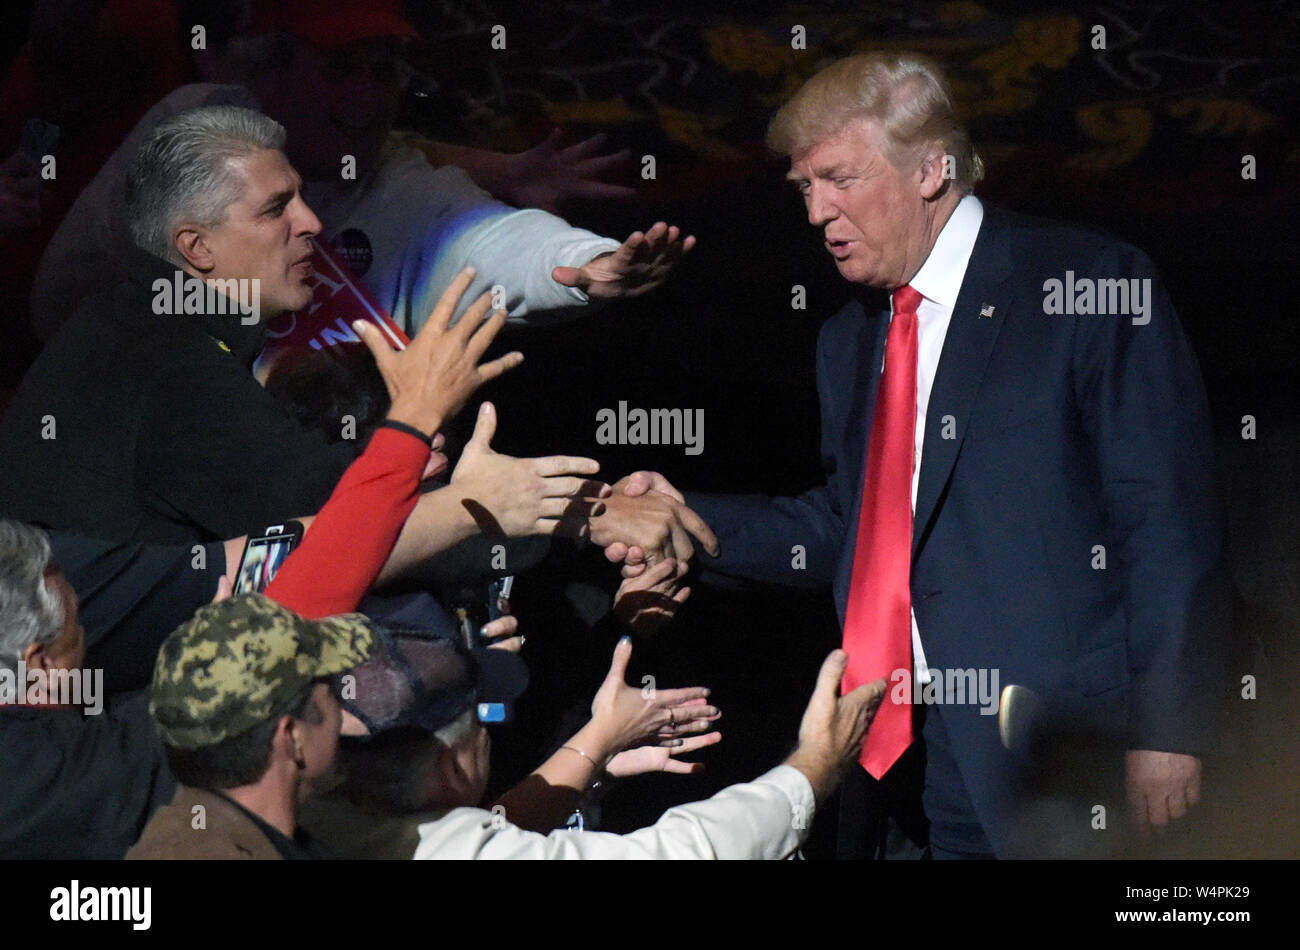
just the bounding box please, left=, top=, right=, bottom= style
left=499, top=129, right=636, bottom=213
left=612, top=556, right=690, bottom=636
left=588, top=491, right=716, bottom=566
left=450, top=402, right=610, bottom=537
left=354, top=266, right=523, bottom=438
left=1126, top=749, right=1202, bottom=830
left=601, top=471, right=696, bottom=576
left=551, top=222, right=695, bottom=299
left=783, top=650, right=886, bottom=803
left=615, top=470, right=685, bottom=503
left=589, top=474, right=718, bottom=567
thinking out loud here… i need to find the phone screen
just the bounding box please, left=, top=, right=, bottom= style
left=234, top=525, right=302, bottom=595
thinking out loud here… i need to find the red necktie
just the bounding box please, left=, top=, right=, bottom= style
left=842, top=284, right=922, bottom=778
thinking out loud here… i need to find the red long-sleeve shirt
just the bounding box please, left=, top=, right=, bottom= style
left=265, top=425, right=429, bottom=619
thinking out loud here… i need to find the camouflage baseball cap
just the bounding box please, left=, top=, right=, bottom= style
left=150, top=594, right=373, bottom=749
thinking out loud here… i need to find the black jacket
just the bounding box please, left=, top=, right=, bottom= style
left=0, top=691, right=172, bottom=859
left=0, top=244, right=357, bottom=543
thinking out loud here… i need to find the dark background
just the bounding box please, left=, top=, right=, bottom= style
left=3, top=1, right=1297, bottom=856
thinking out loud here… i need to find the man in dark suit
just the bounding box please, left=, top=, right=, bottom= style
left=611, top=51, right=1226, bottom=858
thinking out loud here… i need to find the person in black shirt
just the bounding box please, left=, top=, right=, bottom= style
left=0, top=107, right=355, bottom=544
left=0, top=521, right=182, bottom=859
left=51, top=530, right=228, bottom=693
left=0, top=105, right=634, bottom=572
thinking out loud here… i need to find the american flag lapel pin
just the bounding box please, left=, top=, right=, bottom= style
left=979, top=303, right=996, bottom=319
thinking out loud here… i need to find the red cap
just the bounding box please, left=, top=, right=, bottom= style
left=247, top=0, right=420, bottom=49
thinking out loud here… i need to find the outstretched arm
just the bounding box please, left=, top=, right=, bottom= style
left=412, top=650, right=883, bottom=859
left=603, top=317, right=855, bottom=589
left=411, top=130, right=635, bottom=213
left=489, top=637, right=719, bottom=833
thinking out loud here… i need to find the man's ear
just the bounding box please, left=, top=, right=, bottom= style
left=279, top=715, right=307, bottom=769
left=434, top=741, right=473, bottom=804
left=918, top=144, right=950, bottom=201
left=175, top=226, right=216, bottom=274
left=21, top=640, right=48, bottom=670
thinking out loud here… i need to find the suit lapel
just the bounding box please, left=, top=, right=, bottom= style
left=912, top=210, right=1015, bottom=560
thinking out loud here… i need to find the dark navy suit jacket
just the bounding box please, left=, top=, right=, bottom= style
left=689, top=207, right=1227, bottom=855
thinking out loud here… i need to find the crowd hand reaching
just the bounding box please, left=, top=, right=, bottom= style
left=482, top=615, right=523, bottom=653
left=605, top=729, right=721, bottom=777
left=354, top=266, right=522, bottom=438
left=450, top=401, right=611, bottom=538
left=499, top=129, right=636, bottom=213
left=783, top=651, right=887, bottom=803
left=551, top=222, right=696, bottom=300
left=211, top=575, right=233, bottom=604
left=584, top=637, right=720, bottom=764
left=612, top=556, right=690, bottom=636
left=588, top=477, right=718, bottom=569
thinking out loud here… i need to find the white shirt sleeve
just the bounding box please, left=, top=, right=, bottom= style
left=450, top=207, right=623, bottom=324
left=397, top=162, right=621, bottom=333
left=313, top=149, right=622, bottom=336
left=411, top=765, right=815, bottom=860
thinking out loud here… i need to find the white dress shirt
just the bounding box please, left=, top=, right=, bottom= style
left=888, top=195, right=984, bottom=683
left=412, top=765, right=813, bottom=859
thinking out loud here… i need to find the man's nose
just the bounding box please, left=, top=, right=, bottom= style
left=293, top=197, right=322, bottom=239
left=806, top=183, right=837, bottom=227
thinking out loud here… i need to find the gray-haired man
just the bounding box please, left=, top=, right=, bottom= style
left=0, top=106, right=604, bottom=547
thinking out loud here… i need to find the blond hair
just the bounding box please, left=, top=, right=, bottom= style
left=767, top=52, right=984, bottom=192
